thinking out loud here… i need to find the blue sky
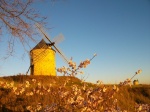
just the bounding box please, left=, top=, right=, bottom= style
left=0, top=0, right=150, bottom=84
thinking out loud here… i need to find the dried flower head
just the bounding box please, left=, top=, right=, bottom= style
left=94, top=53, right=97, bottom=56
left=136, top=69, right=142, bottom=75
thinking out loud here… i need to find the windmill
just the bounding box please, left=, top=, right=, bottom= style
left=26, top=23, right=69, bottom=76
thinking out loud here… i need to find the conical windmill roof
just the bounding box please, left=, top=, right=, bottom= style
left=32, top=39, right=47, bottom=49
left=30, top=39, right=55, bottom=51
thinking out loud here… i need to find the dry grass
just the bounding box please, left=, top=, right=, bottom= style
left=0, top=75, right=149, bottom=111
left=114, top=85, right=150, bottom=111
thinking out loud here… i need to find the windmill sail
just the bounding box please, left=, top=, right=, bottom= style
left=52, top=33, right=64, bottom=45
left=35, top=23, right=69, bottom=64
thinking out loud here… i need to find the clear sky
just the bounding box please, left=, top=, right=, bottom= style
left=0, top=0, right=150, bottom=84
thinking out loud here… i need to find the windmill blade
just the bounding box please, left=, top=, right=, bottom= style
left=54, top=44, right=69, bottom=64
left=35, top=23, right=69, bottom=64
left=52, top=33, right=64, bottom=45
left=35, top=23, right=53, bottom=44
left=26, top=51, right=31, bottom=75
left=53, top=44, right=69, bottom=64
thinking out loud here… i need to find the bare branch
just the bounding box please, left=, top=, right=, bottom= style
left=0, top=0, right=47, bottom=56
